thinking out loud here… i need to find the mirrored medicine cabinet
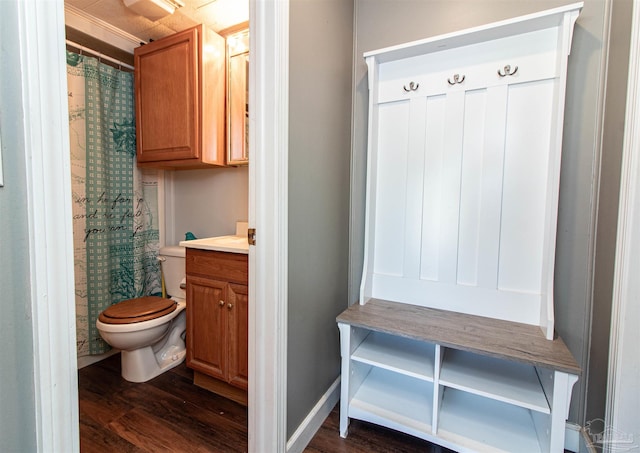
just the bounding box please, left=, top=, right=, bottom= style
left=226, top=27, right=249, bottom=165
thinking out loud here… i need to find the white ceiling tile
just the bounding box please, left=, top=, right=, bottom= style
left=65, top=0, right=248, bottom=42
left=143, top=22, right=182, bottom=41
left=157, top=11, right=199, bottom=33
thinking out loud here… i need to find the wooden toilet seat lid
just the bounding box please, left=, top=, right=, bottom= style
left=98, top=296, right=176, bottom=324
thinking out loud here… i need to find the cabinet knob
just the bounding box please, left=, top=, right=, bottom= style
left=227, top=303, right=233, bottom=310
left=219, top=300, right=225, bottom=306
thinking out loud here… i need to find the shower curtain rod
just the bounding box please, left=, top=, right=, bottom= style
left=65, top=39, right=134, bottom=70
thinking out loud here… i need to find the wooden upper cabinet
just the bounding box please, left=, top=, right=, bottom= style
left=134, top=25, right=226, bottom=169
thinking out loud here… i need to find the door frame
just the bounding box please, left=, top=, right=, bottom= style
left=248, top=0, right=289, bottom=451
left=606, top=0, right=640, bottom=444
left=24, top=0, right=290, bottom=451
left=16, top=0, right=80, bottom=450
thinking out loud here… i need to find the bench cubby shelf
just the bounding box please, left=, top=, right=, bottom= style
left=338, top=300, right=580, bottom=452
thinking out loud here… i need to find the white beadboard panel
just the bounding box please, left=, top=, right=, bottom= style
left=457, top=85, right=510, bottom=289
left=498, top=79, right=554, bottom=294
left=420, top=94, right=447, bottom=282
left=370, top=273, right=541, bottom=326
left=402, top=97, right=428, bottom=279
left=438, top=91, right=466, bottom=284
left=370, top=80, right=556, bottom=324
left=372, top=101, right=410, bottom=277
left=476, top=86, right=509, bottom=289
left=457, top=89, right=488, bottom=287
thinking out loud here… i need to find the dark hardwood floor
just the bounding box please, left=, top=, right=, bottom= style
left=79, top=354, right=451, bottom=452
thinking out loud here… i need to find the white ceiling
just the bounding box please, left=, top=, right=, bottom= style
left=65, top=0, right=248, bottom=44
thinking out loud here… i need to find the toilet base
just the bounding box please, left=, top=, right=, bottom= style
left=121, top=345, right=186, bottom=383
left=119, top=310, right=187, bottom=383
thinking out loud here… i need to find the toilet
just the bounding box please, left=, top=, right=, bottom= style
left=96, top=245, right=187, bottom=383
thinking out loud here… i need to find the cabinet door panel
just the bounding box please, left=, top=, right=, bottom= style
left=135, top=28, right=198, bottom=162
left=186, top=276, right=226, bottom=380
left=227, top=283, right=249, bottom=390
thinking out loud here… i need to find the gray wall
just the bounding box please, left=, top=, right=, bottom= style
left=0, top=1, right=37, bottom=451
left=350, top=0, right=618, bottom=425
left=287, top=0, right=354, bottom=437
left=170, top=166, right=249, bottom=244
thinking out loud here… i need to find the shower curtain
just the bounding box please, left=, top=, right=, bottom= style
left=67, top=51, right=162, bottom=356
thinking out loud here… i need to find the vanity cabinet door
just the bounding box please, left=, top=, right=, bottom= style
left=186, top=275, right=227, bottom=381
left=226, top=283, right=248, bottom=390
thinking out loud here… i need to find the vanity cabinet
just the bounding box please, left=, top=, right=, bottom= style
left=339, top=3, right=583, bottom=451
left=185, top=248, right=248, bottom=403
left=134, top=24, right=226, bottom=169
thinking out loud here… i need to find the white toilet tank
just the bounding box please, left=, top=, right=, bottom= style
left=159, top=245, right=186, bottom=300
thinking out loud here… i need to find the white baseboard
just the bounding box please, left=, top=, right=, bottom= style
left=76, top=349, right=119, bottom=369
left=286, top=377, right=341, bottom=453
left=566, top=421, right=581, bottom=452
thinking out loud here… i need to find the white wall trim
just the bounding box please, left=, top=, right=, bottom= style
left=162, top=170, right=175, bottom=246
left=248, top=0, right=289, bottom=451
left=18, top=0, right=79, bottom=451
left=606, top=0, right=640, bottom=448
left=565, top=421, right=581, bottom=452
left=286, top=378, right=341, bottom=453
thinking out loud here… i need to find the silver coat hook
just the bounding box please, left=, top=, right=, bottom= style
left=498, top=65, right=518, bottom=77
left=403, top=81, right=420, bottom=92
left=447, top=74, right=465, bottom=85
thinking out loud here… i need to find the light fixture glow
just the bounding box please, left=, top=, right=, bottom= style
left=123, top=0, right=185, bottom=21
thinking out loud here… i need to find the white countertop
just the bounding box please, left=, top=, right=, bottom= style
left=179, top=235, right=249, bottom=254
